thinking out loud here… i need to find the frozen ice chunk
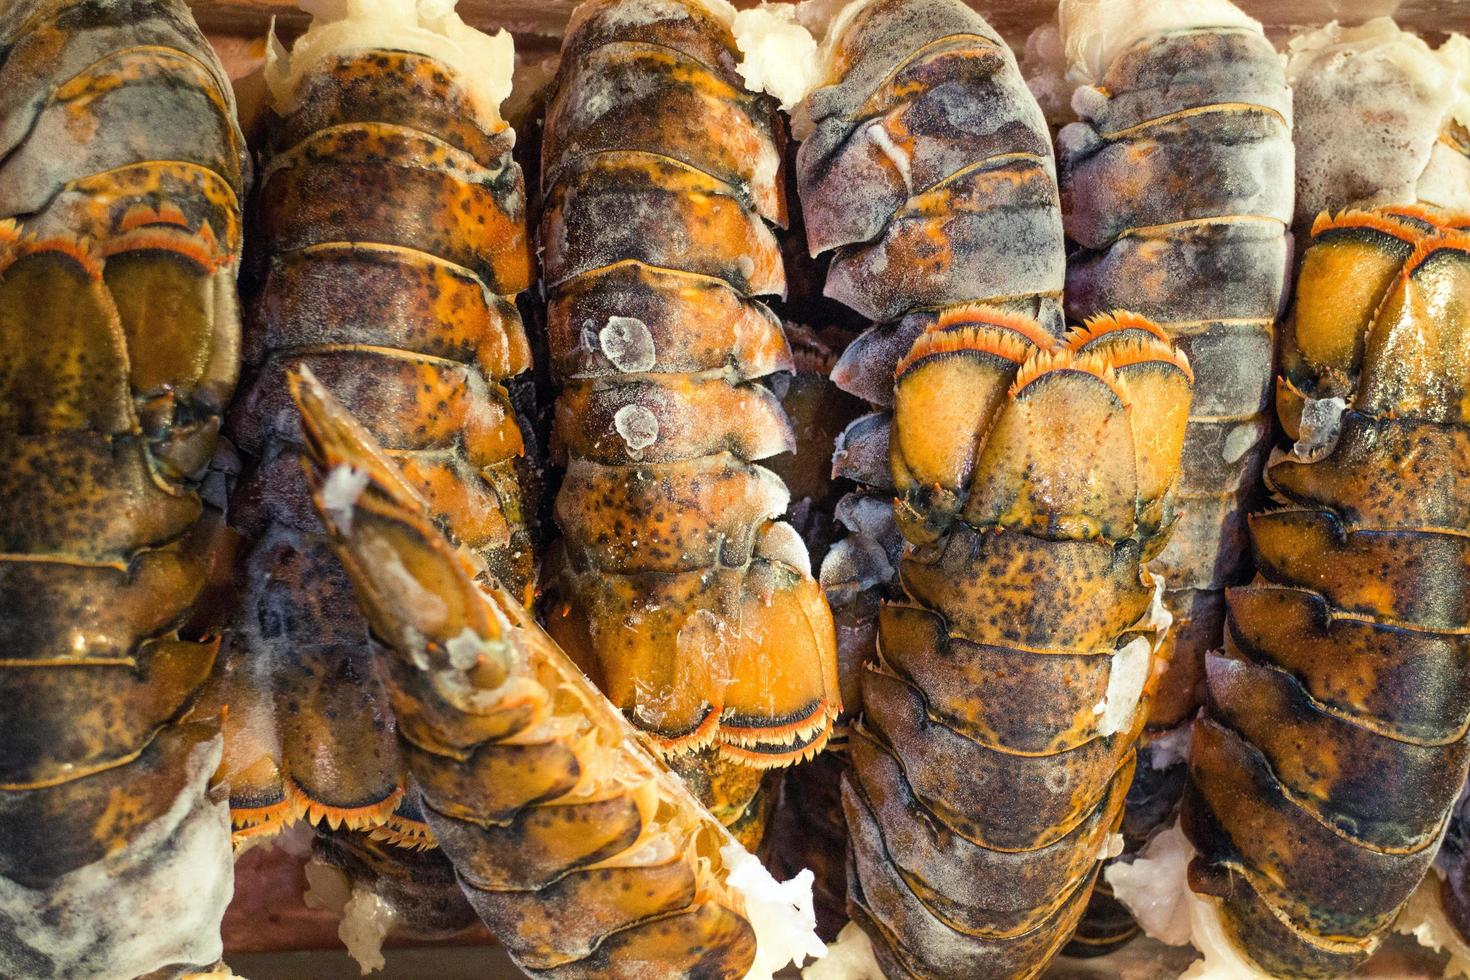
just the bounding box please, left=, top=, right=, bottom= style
left=304, top=859, right=396, bottom=974
left=1107, top=822, right=1195, bottom=946
left=720, top=843, right=825, bottom=980
left=599, top=315, right=658, bottom=373
left=1395, top=871, right=1470, bottom=979
left=1108, top=822, right=1276, bottom=978
left=733, top=5, right=821, bottom=111
left=613, top=403, right=660, bottom=452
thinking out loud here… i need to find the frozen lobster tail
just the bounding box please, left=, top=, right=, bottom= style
left=843, top=307, right=1190, bottom=979
left=539, top=0, right=839, bottom=837
left=0, top=0, right=244, bottom=975
left=213, top=0, right=536, bottom=851
left=1183, top=205, right=1470, bottom=976
left=1054, top=0, right=1293, bottom=951
left=291, top=369, right=824, bottom=980
left=807, top=0, right=1068, bottom=706
left=793, top=2, right=1193, bottom=976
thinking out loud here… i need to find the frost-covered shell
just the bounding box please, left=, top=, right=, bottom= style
left=539, top=0, right=839, bottom=838
left=211, top=6, right=536, bottom=877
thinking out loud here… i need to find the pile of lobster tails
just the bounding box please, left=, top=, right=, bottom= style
left=7, top=0, right=1470, bottom=977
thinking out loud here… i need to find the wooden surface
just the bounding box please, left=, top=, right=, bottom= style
left=188, top=0, right=1470, bottom=47
left=228, top=933, right=1451, bottom=979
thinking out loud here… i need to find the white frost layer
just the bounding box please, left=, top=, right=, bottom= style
left=1058, top=0, right=1263, bottom=84
left=1288, top=18, right=1470, bottom=218
left=802, top=921, right=885, bottom=980
left=733, top=5, right=821, bottom=111
left=265, top=0, right=514, bottom=129
left=1107, top=823, right=1275, bottom=979
left=720, top=844, right=825, bottom=980
left=1396, top=870, right=1470, bottom=979
left=1095, top=635, right=1152, bottom=737
left=0, top=737, right=233, bottom=980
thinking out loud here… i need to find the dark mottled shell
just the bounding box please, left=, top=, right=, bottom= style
left=0, top=0, right=244, bottom=975
left=1185, top=208, right=1470, bottom=976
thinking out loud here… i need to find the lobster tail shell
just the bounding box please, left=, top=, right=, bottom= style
left=1185, top=207, right=1470, bottom=976
left=539, top=0, right=839, bottom=835
left=289, top=369, right=827, bottom=978
left=214, top=11, right=538, bottom=856
left=791, top=3, right=1190, bottom=976
left=1054, top=11, right=1293, bottom=949
left=1059, top=20, right=1291, bottom=752
left=0, top=1, right=243, bottom=975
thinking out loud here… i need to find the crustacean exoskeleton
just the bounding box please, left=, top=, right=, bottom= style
left=0, top=0, right=244, bottom=975
left=289, top=367, right=824, bottom=979
left=1182, top=205, right=1470, bottom=977
left=1053, top=0, right=1293, bottom=952
left=538, top=0, right=840, bottom=841
left=793, top=1, right=1192, bottom=976
left=210, top=0, right=535, bottom=856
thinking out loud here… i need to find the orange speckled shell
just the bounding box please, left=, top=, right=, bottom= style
left=210, top=41, right=536, bottom=861
left=538, top=0, right=839, bottom=836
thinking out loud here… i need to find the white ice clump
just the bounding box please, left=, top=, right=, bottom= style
left=339, top=888, right=398, bottom=975
left=1289, top=18, right=1470, bottom=219
left=802, top=921, right=885, bottom=980
left=304, top=859, right=398, bottom=975
left=1106, top=823, right=1195, bottom=946
left=0, top=737, right=233, bottom=980
left=1107, top=822, right=1276, bottom=979
left=265, top=0, right=515, bottom=129
left=1099, top=832, right=1126, bottom=861
left=1395, top=871, right=1470, bottom=978
left=613, top=404, right=660, bottom=452
left=320, top=465, right=369, bottom=534
left=1149, top=720, right=1194, bottom=770
left=1291, top=396, right=1348, bottom=462
left=720, top=844, right=826, bottom=980
left=733, top=5, right=822, bottom=111
left=600, top=315, right=658, bottom=373
left=1058, top=0, right=1263, bottom=85
left=1094, top=635, right=1152, bottom=737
